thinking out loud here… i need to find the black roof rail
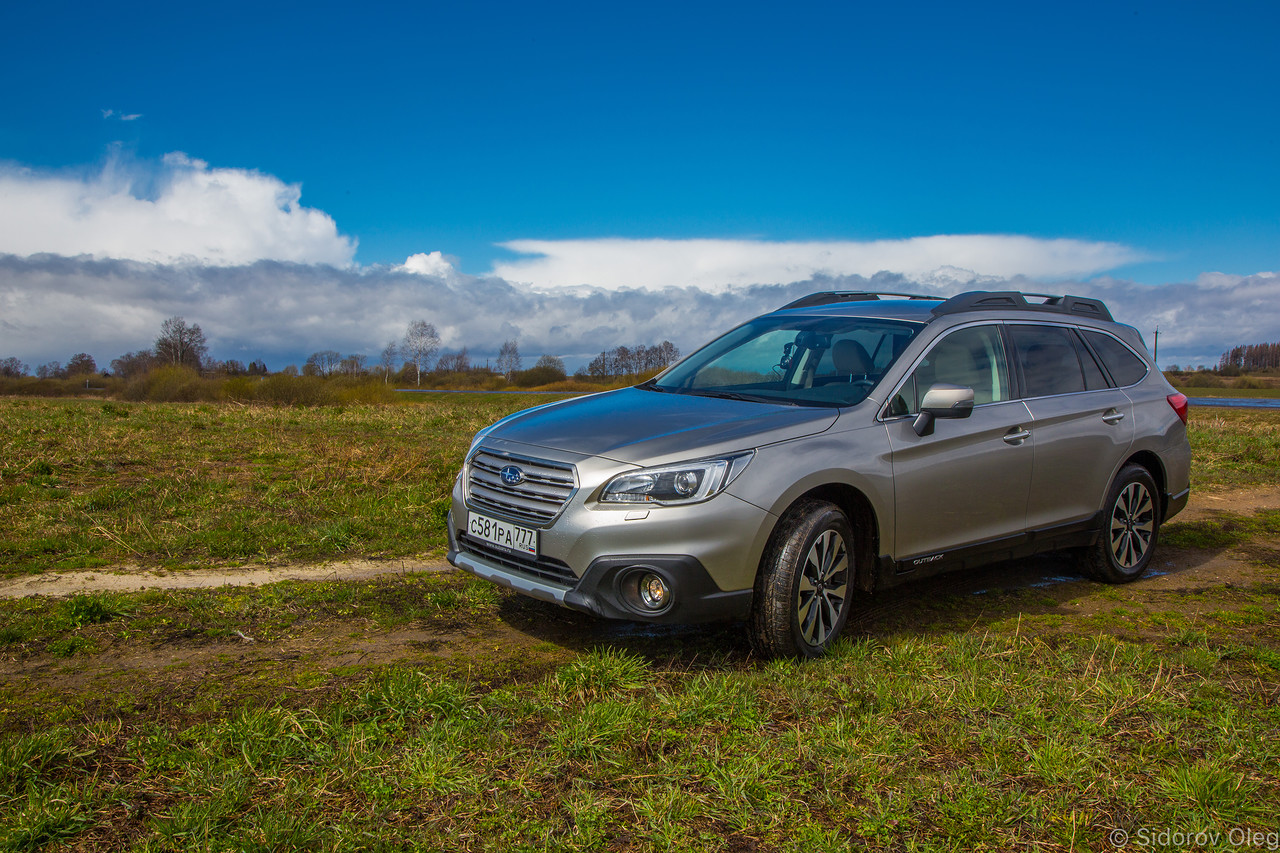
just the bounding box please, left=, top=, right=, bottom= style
left=931, top=290, right=1114, bottom=322
left=780, top=291, right=943, bottom=310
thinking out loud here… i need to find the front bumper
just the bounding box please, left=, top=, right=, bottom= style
left=448, top=507, right=757, bottom=622
left=448, top=521, right=754, bottom=623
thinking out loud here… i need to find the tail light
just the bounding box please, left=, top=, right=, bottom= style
left=1167, top=392, right=1188, bottom=424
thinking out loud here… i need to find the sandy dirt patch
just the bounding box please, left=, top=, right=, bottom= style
left=0, top=557, right=450, bottom=599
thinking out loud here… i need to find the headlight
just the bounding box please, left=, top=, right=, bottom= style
left=600, top=452, right=753, bottom=506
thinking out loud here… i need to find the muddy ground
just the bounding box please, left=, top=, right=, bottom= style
left=3, top=486, right=1279, bottom=725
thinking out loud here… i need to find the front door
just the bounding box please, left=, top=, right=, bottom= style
left=885, top=324, right=1034, bottom=562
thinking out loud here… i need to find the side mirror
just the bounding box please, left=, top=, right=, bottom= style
left=912, top=383, right=975, bottom=436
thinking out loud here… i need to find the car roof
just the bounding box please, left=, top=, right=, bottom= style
left=771, top=290, right=1117, bottom=325
left=773, top=299, right=939, bottom=323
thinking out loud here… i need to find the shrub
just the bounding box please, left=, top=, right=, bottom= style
left=254, top=374, right=334, bottom=406
left=124, top=366, right=217, bottom=402
left=511, top=365, right=566, bottom=387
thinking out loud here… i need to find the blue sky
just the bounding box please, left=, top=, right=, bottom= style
left=1, top=1, right=1278, bottom=369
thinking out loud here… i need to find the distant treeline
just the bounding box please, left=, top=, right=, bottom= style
left=1219, top=342, right=1280, bottom=372
left=580, top=342, right=680, bottom=378
left=0, top=315, right=687, bottom=404
left=0, top=314, right=683, bottom=392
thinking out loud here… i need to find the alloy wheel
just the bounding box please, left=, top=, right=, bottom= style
left=796, top=529, right=850, bottom=646
left=1109, top=481, right=1155, bottom=569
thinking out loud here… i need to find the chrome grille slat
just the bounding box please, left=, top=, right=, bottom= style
left=469, top=469, right=570, bottom=501
left=471, top=456, right=573, bottom=482
left=467, top=449, right=576, bottom=525
left=471, top=482, right=564, bottom=508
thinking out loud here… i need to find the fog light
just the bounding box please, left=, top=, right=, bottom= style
left=638, top=572, right=670, bottom=610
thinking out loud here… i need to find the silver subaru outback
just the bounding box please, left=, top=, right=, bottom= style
left=448, top=290, right=1191, bottom=657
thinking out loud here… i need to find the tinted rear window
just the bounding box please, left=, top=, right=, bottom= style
left=1009, top=325, right=1086, bottom=397
left=1082, top=330, right=1149, bottom=386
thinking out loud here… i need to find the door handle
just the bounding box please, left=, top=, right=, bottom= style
left=1102, top=409, right=1126, bottom=425
left=1003, top=427, right=1031, bottom=445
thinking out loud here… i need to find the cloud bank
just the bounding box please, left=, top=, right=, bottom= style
left=3, top=252, right=1276, bottom=372
left=0, top=151, right=1273, bottom=373
left=494, top=236, right=1148, bottom=292
left=0, top=153, right=356, bottom=267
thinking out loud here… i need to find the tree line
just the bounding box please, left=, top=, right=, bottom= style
left=1218, top=341, right=1280, bottom=372
left=1, top=317, right=681, bottom=386
left=581, top=342, right=681, bottom=378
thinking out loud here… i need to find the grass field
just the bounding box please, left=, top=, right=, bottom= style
left=2, top=397, right=1279, bottom=851
left=4, top=398, right=1280, bottom=577
left=0, top=395, right=575, bottom=577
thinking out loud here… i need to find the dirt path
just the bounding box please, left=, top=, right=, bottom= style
left=4, top=485, right=1279, bottom=600
left=0, top=557, right=450, bottom=599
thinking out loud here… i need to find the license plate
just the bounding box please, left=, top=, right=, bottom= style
left=467, top=512, right=538, bottom=556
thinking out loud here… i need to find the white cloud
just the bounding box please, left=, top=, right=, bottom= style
left=0, top=153, right=356, bottom=267
left=494, top=236, right=1148, bottom=292
left=401, top=251, right=457, bottom=278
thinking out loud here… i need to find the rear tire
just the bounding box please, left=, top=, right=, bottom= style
left=750, top=500, right=855, bottom=658
left=1082, top=464, right=1161, bottom=583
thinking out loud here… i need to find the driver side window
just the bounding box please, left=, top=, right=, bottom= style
left=888, top=325, right=1010, bottom=416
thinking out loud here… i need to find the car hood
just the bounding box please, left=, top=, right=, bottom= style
left=480, top=387, right=838, bottom=464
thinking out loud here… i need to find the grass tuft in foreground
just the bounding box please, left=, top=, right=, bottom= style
left=0, top=574, right=1277, bottom=851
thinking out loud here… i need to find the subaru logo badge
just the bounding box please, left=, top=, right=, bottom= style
left=499, top=465, right=526, bottom=486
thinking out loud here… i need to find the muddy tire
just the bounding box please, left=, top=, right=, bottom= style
left=1082, top=464, right=1161, bottom=583
left=750, top=500, right=854, bottom=658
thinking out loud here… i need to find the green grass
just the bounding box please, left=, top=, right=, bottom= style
left=0, top=396, right=575, bottom=576
left=0, top=572, right=501, bottom=654
left=1163, top=509, right=1280, bottom=550
left=2, top=397, right=1280, bottom=849
left=3, top=399, right=1276, bottom=576
left=1, top=615, right=1277, bottom=851
left=1186, top=408, right=1280, bottom=490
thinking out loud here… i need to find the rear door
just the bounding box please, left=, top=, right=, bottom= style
left=1008, top=323, right=1135, bottom=531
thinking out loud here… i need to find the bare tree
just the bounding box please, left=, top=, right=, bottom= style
left=436, top=348, right=471, bottom=374
left=497, top=339, right=521, bottom=379
left=0, top=357, right=29, bottom=378
left=304, top=350, right=342, bottom=377
left=379, top=341, right=400, bottom=383
left=36, top=361, right=65, bottom=379
left=534, top=354, right=566, bottom=377
left=111, top=350, right=157, bottom=380
left=401, top=320, right=440, bottom=386
left=340, top=354, right=368, bottom=376
left=155, top=317, right=209, bottom=370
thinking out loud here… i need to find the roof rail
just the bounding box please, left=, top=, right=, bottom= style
left=780, top=291, right=943, bottom=310
left=931, top=290, right=1114, bottom=322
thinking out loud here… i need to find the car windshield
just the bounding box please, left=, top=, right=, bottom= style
left=647, top=314, right=922, bottom=407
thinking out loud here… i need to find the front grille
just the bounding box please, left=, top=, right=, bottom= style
left=467, top=449, right=576, bottom=524
left=458, top=533, right=577, bottom=587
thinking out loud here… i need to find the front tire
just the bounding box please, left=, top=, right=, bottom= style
left=1083, top=464, right=1161, bottom=583
left=750, top=500, right=855, bottom=658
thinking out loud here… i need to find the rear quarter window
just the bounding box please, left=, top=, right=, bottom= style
left=1082, top=330, right=1149, bottom=387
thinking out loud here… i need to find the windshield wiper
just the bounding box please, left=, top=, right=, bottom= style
left=688, top=389, right=800, bottom=406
